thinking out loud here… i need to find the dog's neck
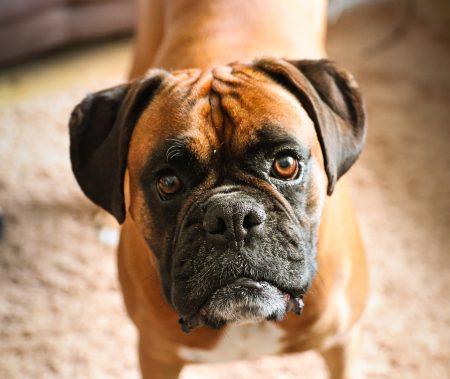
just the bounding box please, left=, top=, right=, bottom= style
left=152, top=0, right=328, bottom=70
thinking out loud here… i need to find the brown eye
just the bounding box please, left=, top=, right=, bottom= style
left=272, top=155, right=301, bottom=180
left=157, top=173, right=184, bottom=198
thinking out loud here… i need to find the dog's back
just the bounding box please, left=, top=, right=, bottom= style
left=131, top=0, right=327, bottom=76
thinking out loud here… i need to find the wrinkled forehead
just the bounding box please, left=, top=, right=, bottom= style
left=128, top=63, right=317, bottom=169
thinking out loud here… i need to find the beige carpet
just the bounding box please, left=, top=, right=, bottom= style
left=1, top=1, right=449, bottom=378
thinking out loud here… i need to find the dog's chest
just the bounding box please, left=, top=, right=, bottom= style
left=177, top=322, right=285, bottom=363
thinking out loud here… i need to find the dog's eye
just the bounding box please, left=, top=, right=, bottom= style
left=157, top=172, right=184, bottom=198
left=271, top=154, right=301, bottom=180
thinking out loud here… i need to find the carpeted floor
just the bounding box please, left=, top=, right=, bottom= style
left=1, top=1, right=449, bottom=378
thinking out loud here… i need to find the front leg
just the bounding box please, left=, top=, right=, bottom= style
left=139, top=336, right=184, bottom=379
left=319, top=325, right=362, bottom=379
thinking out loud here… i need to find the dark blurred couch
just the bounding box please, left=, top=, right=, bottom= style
left=0, top=0, right=136, bottom=66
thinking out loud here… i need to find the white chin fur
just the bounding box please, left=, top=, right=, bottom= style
left=202, top=282, right=288, bottom=324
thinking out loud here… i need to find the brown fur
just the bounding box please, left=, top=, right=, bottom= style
left=119, top=1, right=368, bottom=378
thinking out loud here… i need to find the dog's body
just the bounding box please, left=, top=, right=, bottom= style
left=69, top=1, right=368, bottom=378
left=118, top=180, right=367, bottom=379
left=129, top=0, right=327, bottom=78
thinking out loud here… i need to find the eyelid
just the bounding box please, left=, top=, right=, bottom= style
left=272, top=147, right=303, bottom=161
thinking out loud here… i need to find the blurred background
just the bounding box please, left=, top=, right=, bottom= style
left=0, top=0, right=449, bottom=378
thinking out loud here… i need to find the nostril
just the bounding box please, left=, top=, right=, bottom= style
left=243, top=214, right=256, bottom=230
left=203, top=215, right=227, bottom=235
left=211, top=217, right=226, bottom=234
left=243, top=209, right=266, bottom=230
left=203, top=200, right=266, bottom=242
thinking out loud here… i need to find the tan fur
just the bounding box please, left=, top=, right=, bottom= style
left=130, top=0, right=327, bottom=77
left=120, top=1, right=368, bottom=378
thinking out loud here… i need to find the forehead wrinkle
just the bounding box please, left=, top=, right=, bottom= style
left=211, top=77, right=252, bottom=156
left=216, top=71, right=319, bottom=159
left=129, top=71, right=220, bottom=174
left=212, top=68, right=281, bottom=156
left=212, top=86, right=255, bottom=156
left=185, top=102, right=219, bottom=163
left=208, top=90, right=225, bottom=145
left=170, top=68, right=202, bottom=86
left=160, top=69, right=204, bottom=108
left=179, top=69, right=223, bottom=161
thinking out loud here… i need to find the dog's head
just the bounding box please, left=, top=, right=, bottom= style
left=69, top=58, right=366, bottom=331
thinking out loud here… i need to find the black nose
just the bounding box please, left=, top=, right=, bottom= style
left=203, top=198, right=266, bottom=243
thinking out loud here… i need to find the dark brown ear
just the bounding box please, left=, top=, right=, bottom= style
left=69, top=70, right=168, bottom=223
left=254, top=58, right=367, bottom=194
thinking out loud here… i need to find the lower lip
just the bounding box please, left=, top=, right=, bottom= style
left=231, top=279, right=303, bottom=314
left=179, top=278, right=304, bottom=333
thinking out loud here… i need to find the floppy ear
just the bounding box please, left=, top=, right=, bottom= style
left=69, top=70, right=168, bottom=223
left=254, top=58, right=367, bottom=195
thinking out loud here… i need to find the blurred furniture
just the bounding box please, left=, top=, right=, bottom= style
left=0, top=0, right=136, bottom=65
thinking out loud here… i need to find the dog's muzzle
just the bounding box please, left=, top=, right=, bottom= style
left=179, top=278, right=305, bottom=333
left=171, top=187, right=311, bottom=333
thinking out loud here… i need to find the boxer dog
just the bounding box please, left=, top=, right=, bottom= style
left=69, top=0, right=368, bottom=378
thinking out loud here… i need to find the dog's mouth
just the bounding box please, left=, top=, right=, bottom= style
left=178, top=278, right=304, bottom=333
